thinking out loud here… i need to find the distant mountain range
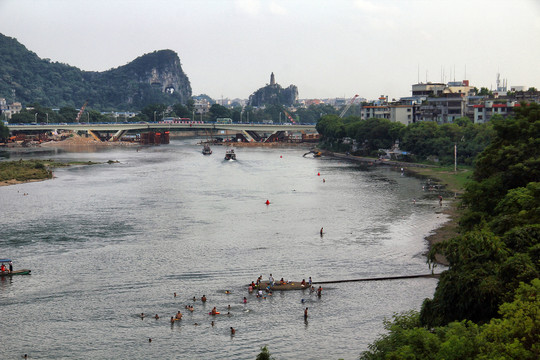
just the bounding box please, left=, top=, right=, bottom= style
left=0, top=33, right=192, bottom=110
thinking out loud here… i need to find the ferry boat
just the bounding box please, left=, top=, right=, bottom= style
left=0, top=259, right=31, bottom=276
left=224, top=149, right=236, bottom=161
left=202, top=144, right=212, bottom=155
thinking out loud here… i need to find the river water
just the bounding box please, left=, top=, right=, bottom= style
left=0, top=139, right=448, bottom=359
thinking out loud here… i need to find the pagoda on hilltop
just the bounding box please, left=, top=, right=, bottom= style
left=248, top=73, right=298, bottom=107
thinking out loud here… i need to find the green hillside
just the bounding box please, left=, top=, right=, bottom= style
left=0, top=33, right=192, bottom=110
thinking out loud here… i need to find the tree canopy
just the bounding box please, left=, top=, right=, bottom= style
left=361, top=279, right=540, bottom=360
left=315, top=114, right=492, bottom=163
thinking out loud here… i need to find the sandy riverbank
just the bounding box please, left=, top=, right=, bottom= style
left=0, top=178, right=49, bottom=187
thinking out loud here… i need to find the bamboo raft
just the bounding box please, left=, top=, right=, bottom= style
left=252, top=281, right=312, bottom=291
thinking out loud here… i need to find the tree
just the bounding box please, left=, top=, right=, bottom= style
left=172, top=103, right=191, bottom=118
left=475, top=279, right=540, bottom=360
left=478, top=87, right=493, bottom=96
left=256, top=346, right=274, bottom=360
left=140, top=103, right=167, bottom=122
left=423, top=227, right=509, bottom=326
left=316, top=115, right=344, bottom=141
left=58, top=106, right=78, bottom=123
left=348, top=118, right=402, bottom=154
left=0, top=121, right=9, bottom=140
left=362, top=280, right=540, bottom=360
left=230, top=106, right=243, bottom=122
left=463, top=103, right=540, bottom=216
left=208, top=104, right=230, bottom=120
left=87, top=109, right=108, bottom=123
left=361, top=310, right=442, bottom=360
left=491, top=182, right=540, bottom=235
left=295, top=104, right=338, bottom=124
left=400, top=121, right=439, bottom=158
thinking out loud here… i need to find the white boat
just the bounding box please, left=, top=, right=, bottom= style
left=224, top=149, right=236, bottom=161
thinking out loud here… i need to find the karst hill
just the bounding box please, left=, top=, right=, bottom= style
left=0, top=33, right=192, bottom=110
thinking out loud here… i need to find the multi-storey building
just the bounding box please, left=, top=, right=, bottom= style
left=388, top=104, right=415, bottom=125
left=1, top=101, right=22, bottom=120
left=194, top=99, right=210, bottom=114
left=361, top=105, right=390, bottom=120
left=418, top=93, right=467, bottom=123
left=473, top=101, right=520, bottom=123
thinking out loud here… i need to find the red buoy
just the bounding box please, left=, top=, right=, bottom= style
left=265, top=200, right=270, bottom=205
left=317, top=172, right=320, bottom=176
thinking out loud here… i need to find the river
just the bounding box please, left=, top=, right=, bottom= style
left=0, top=139, right=447, bottom=359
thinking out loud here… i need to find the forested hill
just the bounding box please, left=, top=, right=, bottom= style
left=0, top=33, right=192, bottom=110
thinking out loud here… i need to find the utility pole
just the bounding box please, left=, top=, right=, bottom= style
left=454, top=142, right=457, bottom=173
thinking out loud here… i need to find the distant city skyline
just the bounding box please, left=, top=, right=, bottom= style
left=1, top=0, right=539, bottom=101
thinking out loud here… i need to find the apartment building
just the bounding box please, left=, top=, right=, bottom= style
left=473, top=101, right=520, bottom=123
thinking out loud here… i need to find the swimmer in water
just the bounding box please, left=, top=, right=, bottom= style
left=304, top=307, right=308, bottom=319
left=140, top=313, right=145, bottom=319
left=201, top=295, right=207, bottom=302
left=154, top=314, right=159, bottom=319
left=211, top=307, right=218, bottom=315
left=170, top=316, right=175, bottom=324
left=230, top=327, right=236, bottom=335
left=176, top=311, right=182, bottom=320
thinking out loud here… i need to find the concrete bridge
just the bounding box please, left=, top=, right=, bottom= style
left=7, top=122, right=318, bottom=142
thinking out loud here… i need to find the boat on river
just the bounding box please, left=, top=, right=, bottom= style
left=202, top=144, right=212, bottom=155
left=224, top=149, right=236, bottom=161
left=0, top=259, right=31, bottom=276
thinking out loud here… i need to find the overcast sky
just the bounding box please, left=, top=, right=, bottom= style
left=1, top=0, right=539, bottom=101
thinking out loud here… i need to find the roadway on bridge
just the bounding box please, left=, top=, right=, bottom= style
left=7, top=122, right=318, bottom=133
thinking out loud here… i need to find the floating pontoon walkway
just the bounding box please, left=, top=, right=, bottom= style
left=312, top=273, right=440, bottom=285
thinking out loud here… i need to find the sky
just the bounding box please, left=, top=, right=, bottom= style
left=1, top=0, right=539, bottom=101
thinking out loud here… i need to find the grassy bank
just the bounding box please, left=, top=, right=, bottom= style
left=408, top=165, right=473, bottom=194
left=0, top=159, right=99, bottom=186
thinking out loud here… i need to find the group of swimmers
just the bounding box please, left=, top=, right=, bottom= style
left=138, top=281, right=323, bottom=339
